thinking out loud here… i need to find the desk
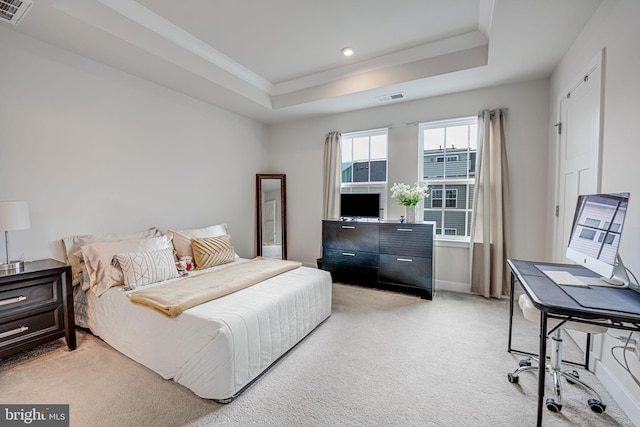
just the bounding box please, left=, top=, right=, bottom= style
left=507, top=259, right=640, bottom=427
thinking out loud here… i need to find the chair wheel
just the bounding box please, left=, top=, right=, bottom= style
left=519, top=359, right=532, bottom=367
left=588, top=399, right=606, bottom=413
left=546, top=398, right=562, bottom=412
left=507, top=373, right=519, bottom=383
left=566, top=370, right=579, bottom=384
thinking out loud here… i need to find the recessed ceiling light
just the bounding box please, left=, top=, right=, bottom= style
left=341, top=47, right=355, bottom=57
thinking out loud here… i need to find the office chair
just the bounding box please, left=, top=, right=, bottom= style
left=507, top=293, right=609, bottom=413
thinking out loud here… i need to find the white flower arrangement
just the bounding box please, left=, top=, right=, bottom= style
left=390, top=182, right=430, bottom=206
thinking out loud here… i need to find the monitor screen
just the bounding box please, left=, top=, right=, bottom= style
left=340, top=193, right=380, bottom=219
left=566, top=192, right=630, bottom=280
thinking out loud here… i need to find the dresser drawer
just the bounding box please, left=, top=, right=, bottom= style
left=322, top=222, right=379, bottom=253
left=323, top=248, right=379, bottom=270
left=379, top=254, right=432, bottom=290
left=0, top=275, right=60, bottom=315
left=379, top=223, right=433, bottom=257
left=0, top=305, right=63, bottom=345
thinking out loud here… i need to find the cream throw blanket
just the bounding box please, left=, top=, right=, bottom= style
left=127, top=257, right=301, bottom=318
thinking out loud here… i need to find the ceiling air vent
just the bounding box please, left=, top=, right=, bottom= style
left=0, top=0, right=33, bottom=26
left=376, top=92, right=405, bottom=103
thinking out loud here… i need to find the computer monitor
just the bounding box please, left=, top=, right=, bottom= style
left=566, top=192, right=631, bottom=286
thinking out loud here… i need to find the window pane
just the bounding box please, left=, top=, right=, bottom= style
left=352, top=162, right=370, bottom=182
left=420, top=117, right=476, bottom=238
left=341, top=139, right=353, bottom=163
left=353, top=137, right=369, bottom=161
left=370, top=160, right=386, bottom=182
left=443, top=211, right=466, bottom=236
left=424, top=210, right=441, bottom=229
left=423, top=128, right=444, bottom=151
left=446, top=125, right=468, bottom=150
left=370, top=135, right=387, bottom=160
left=469, top=124, right=478, bottom=149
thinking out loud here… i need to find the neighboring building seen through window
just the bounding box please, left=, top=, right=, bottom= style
left=419, top=117, right=477, bottom=238
left=341, top=128, right=388, bottom=218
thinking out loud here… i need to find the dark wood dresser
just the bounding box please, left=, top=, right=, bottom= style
left=322, top=220, right=435, bottom=299
left=0, top=259, right=76, bottom=358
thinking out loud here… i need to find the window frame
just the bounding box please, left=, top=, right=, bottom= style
left=418, top=116, right=477, bottom=242
left=340, top=128, right=389, bottom=219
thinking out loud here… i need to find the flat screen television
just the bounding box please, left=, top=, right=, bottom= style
left=340, top=193, right=380, bottom=219
left=566, top=192, right=631, bottom=286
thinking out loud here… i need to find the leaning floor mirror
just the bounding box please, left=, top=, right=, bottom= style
left=256, top=173, right=287, bottom=260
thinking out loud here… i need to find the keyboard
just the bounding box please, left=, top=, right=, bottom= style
left=541, top=270, right=589, bottom=287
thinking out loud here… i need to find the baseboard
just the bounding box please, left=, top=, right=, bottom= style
left=594, top=359, right=640, bottom=427
left=435, top=279, right=470, bottom=293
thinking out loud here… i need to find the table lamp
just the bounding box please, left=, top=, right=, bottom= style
left=0, top=201, right=31, bottom=273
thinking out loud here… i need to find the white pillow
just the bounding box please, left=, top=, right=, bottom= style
left=81, top=235, right=172, bottom=296
left=114, top=248, right=179, bottom=290
left=168, top=224, right=228, bottom=262
left=62, top=228, right=162, bottom=287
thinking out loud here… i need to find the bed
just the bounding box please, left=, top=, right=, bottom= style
left=64, top=226, right=332, bottom=402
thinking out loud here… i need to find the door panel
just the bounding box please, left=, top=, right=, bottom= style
left=554, top=51, right=603, bottom=263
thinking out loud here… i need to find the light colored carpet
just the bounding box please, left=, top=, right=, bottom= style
left=0, top=284, right=634, bottom=427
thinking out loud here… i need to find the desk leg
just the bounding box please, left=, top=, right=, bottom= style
left=537, top=311, right=548, bottom=427
left=508, top=272, right=515, bottom=352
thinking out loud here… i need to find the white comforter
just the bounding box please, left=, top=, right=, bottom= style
left=85, top=260, right=332, bottom=400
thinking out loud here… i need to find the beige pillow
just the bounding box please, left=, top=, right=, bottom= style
left=62, top=228, right=162, bottom=287
left=191, top=235, right=235, bottom=270
left=81, top=235, right=172, bottom=296
left=114, top=248, right=179, bottom=290
left=168, top=224, right=228, bottom=262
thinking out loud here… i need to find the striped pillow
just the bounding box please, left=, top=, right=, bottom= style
left=191, top=235, right=235, bottom=269
left=114, top=247, right=179, bottom=290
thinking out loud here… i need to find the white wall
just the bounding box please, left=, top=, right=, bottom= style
left=548, top=0, right=640, bottom=422
left=0, top=27, right=267, bottom=262
left=267, top=79, right=550, bottom=290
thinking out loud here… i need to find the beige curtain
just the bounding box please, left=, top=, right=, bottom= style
left=470, top=109, right=511, bottom=298
left=323, top=131, right=342, bottom=219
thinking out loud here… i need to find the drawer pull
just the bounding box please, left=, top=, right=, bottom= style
left=341, top=225, right=356, bottom=229
left=397, top=228, right=413, bottom=232
left=0, top=295, right=27, bottom=307
left=0, top=325, right=29, bottom=339
left=397, top=258, right=413, bottom=262
left=341, top=252, right=356, bottom=257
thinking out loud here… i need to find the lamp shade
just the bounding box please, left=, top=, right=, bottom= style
left=0, top=201, right=31, bottom=231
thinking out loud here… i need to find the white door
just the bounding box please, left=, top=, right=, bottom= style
left=554, top=51, right=603, bottom=263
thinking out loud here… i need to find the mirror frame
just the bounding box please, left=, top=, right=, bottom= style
left=256, top=173, right=287, bottom=259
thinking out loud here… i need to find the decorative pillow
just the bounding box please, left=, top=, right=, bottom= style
left=81, top=235, right=172, bottom=296
left=191, top=235, right=235, bottom=270
left=62, top=228, right=162, bottom=287
left=168, top=224, right=229, bottom=263
left=114, top=248, right=179, bottom=290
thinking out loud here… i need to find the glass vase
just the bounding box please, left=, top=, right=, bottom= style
left=404, top=205, right=417, bottom=223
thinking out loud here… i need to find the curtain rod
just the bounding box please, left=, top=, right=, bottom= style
left=405, top=109, right=509, bottom=127
left=340, top=125, right=392, bottom=134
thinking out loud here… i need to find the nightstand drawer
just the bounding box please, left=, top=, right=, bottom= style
left=0, top=305, right=63, bottom=345
left=0, top=260, right=75, bottom=358
left=0, top=276, right=60, bottom=315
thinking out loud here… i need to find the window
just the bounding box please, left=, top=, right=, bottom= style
left=419, top=117, right=477, bottom=239
left=584, top=218, right=601, bottom=227
left=579, top=228, right=597, bottom=240
left=341, top=128, right=388, bottom=218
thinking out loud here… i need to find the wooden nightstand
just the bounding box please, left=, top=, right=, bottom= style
left=0, top=259, right=76, bottom=358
